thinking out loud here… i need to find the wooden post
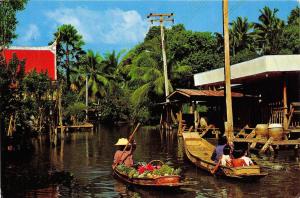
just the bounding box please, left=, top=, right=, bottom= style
left=190, top=101, right=195, bottom=114
left=259, top=137, right=274, bottom=154
left=223, top=0, right=234, bottom=139
left=283, top=79, right=288, bottom=130
left=85, top=73, right=89, bottom=121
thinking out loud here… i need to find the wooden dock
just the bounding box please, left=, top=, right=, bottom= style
left=57, top=123, right=94, bottom=132
left=233, top=137, right=300, bottom=146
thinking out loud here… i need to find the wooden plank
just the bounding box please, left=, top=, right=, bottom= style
left=235, top=126, right=246, bottom=137
left=199, top=125, right=213, bottom=138
left=57, top=123, right=93, bottom=129
left=269, top=145, right=274, bottom=153
left=234, top=138, right=300, bottom=145
left=259, top=137, right=274, bottom=154
left=246, top=128, right=256, bottom=139
left=250, top=142, right=257, bottom=149
left=287, top=107, right=294, bottom=129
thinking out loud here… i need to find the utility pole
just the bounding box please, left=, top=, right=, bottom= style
left=223, top=0, right=234, bottom=138
left=147, top=13, right=174, bottom=102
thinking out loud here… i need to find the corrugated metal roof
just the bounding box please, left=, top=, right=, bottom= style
left=167, top=89, right=243, bottom=101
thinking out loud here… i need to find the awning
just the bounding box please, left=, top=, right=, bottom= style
left=193, top=55, right=300, bottom=87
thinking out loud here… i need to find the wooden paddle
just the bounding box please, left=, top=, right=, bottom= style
left=112, top=123, right=141, bottom=169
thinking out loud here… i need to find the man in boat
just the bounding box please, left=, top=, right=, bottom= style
left=113, top=138, right=135, bottom=168
left=211, top=136, right=228, bottom=163
left=211, top=144, right=232, bottom=174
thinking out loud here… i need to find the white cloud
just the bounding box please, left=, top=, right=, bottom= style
left=46, top=7, right=148, bottom=45
left=20, top=24, right=40, bottom=44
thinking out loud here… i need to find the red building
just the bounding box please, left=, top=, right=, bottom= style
left=3, top=44, right=57, bottom=80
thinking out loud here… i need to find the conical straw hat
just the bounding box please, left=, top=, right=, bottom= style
left=115, top=138, right=131, bottom=146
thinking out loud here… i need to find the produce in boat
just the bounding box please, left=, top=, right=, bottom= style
left=116, top=163, right=181, bottom=179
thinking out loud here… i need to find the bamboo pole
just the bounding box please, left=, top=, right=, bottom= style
left=223, top=0, right=234, bottom=138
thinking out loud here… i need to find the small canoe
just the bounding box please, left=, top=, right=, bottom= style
left=182, top=132, right=268, bottom=181
left=113, top=168, right=184, bottom=189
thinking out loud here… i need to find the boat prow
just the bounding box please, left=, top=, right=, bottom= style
left=182, top=132, right=268, bottom=181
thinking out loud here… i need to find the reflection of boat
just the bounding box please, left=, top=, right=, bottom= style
left=182, top=132, right=268, bottom=181
left=113, top=168, right=185, bottom=189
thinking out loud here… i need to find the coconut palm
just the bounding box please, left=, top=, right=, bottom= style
left=254, top=6, right=284, bottom=55
left=50, top=24, right=85, bottom=88
left=288, top=6, right=300, bottom=25
left=78, top=50, right=111, bottom=101
left=129, top=49, right=191, bottom=107
left=230, top=17, right=254, bottom=56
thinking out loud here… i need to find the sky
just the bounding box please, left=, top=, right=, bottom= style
left=13, top=0, right=299, bottom=54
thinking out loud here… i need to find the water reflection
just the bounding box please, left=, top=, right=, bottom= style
left=23, top=124, right=300, bottom=197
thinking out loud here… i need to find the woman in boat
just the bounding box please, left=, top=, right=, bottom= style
left=113, top=138, right=135, bottom=168
left=211, top=136, right=228, bottom=163
left=231, top=149, right=247, bottom=167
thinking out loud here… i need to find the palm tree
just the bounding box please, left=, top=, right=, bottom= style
left=129, top=49, right=191, bottom=107
left=254, top=6, right=284, bottom=55
left=288, top=6, right=300, bottom=25
left=79, top=50, right=109, bottom=101
left=50, top=24, right=85, bottom=88
left=229, top=17, right=254, bottom=56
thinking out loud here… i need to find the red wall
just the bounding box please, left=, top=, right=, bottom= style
left=4, top=49, right=56, bottom=80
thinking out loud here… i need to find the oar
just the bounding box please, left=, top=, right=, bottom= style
left=112, top=123, right=141, bottom=169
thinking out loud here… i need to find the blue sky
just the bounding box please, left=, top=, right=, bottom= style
left=13, top=0, right=299, bottom=54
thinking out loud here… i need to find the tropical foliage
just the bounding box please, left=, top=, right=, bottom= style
left=0, top=0, right=27, bottom=47
left=50, top=24, right=85, bottom=88
left=1, top=5, right=299, bottom=134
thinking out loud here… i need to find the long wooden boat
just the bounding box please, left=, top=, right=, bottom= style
left=182, top=132, right=268, bottom=181
left=113, top=168, right=185, bottom=189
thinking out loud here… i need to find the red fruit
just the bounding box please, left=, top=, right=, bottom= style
left=138, top=166, right=146, bottom=174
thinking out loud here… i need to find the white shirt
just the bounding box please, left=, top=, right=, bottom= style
left=221, top=155, right=231, bottom=166
left=241, top=156, right=253, bottom=166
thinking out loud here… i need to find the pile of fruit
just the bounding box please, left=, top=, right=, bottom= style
left=116, top=163, right=181, bottom=179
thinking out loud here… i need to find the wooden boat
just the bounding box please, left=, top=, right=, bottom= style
left=113, top=167, right=184, bottom=189
left=182, top=132, right=268, bottom=181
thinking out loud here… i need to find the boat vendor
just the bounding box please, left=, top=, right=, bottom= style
left=113, top=138, right=136, bottom=168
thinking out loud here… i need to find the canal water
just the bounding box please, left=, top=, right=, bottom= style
left=4, top=124, right=300, bottom=197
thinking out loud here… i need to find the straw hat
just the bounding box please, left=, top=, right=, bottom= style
left=115, top=138, right=131, bottom=146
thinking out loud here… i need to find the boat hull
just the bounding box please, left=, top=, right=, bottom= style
left=113, top=168, right=184, bottom=188
left=182, top=132, right=267, bottom=181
